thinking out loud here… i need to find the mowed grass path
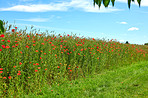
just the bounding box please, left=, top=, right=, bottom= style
left=22, top=61, right=148, bottom=98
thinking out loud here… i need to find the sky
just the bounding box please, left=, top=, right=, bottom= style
left=0, top=0, right=148, bottom=45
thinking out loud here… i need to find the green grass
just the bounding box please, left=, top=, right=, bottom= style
left=21, top=61, right=148, bottom=98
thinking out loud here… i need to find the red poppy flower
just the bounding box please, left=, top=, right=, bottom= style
left=12, top=29, right=15, bottom=32
left=15, top=27, right=17, bottom=29
left=2, top=45, right=5, bottom=48
left=17, top=73, right=21, bottom=75
left=49, top=42, right=52, bottom=44
left=6, top=46, right=10, bottom=48
left=19, top=62, right=22, bottom=65
left=35, top=70, right=38, bottom=72
left=26, top=45, right=29, bottom=48
left=8, top=76, right=11, bottom=79
left=0, top=71, right=3, bottom=73
left=3, top=77, right=6, bottom=79
left=38, top=67, right=41, bottom=69
left=7, top=40, right=10, bottom=42
left=0, top=49, right=2, bottom=51
left=45, top=68, right=47, bottom=71
left=0, top=34, right=4, bottom=38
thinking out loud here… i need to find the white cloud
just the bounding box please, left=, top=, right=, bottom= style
left=0, top=3, right=68, bottom=12
left=69, top=0, right=122, bottom=13
left=16, top=18, right=50, bottom=22
left=119, top=40, right=125, bottom=43
left=120, top=22, right=127, bottom=24
left=0, top=0, right=122, bottom=13
left=128, top=27, right=139, bottom=31
left=117, top=0, right=148, bottom=6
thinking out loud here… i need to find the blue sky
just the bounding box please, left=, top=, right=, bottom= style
left=0, top=0, right=148, bottom=44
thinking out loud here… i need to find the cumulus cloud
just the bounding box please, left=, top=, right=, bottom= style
left=128, top=27, right=139, bottom=31
left=116, top=0, right=148, bottom=6
left=120, top=22, right=127, bottom=24
left=0, top=0, right=122, bottom=13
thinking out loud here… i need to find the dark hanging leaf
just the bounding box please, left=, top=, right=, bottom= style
left=95, top=0, right=98, bottom=5
left=111, top=0, right=115, bottom=6
left=132, top=0, right=135, bottom=2
left=103, top=0, right=110, bottom=7
left=0, top=20, right=4, bottom=34
left=128, top=0, right=132, bottom=9
left=98, top=0, right=102, bottom=8
left=137, top=0, right=141, bottom=7
left=93, top=0, right=96, bottom=6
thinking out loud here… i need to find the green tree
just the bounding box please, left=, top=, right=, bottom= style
left=0, top=20, right=4, bottom=34
left=93, top=0, right=141, bottom=9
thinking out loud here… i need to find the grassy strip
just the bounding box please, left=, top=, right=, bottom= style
left=22, top=61, right=148, bottom=98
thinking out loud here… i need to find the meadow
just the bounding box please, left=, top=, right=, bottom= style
left=0, top=24, right=148, bottom=97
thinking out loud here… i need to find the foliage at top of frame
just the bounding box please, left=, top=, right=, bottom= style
left=0, top=20, right=5, bottom=34
left=93, top=0, right=141, bottom=9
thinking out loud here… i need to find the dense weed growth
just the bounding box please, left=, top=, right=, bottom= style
left=0, top=23, right=148, bottom=97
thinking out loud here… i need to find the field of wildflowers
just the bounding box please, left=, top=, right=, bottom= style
left=0, top=23, right=148, bottom=97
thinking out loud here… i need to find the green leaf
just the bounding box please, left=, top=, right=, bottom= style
left=128, top=0, right=132, bottom=9
left=111, top=0, right=115, bottom=6
left=137, top=0, right=141, bottom=7
left=93, top=0, right=96, bottom=6
left=0, top=20, right=4, bottom=34
left=103, top=0, right=110, bottom=7
left=95, top=0, right=102, bottom=8
left=98, top=0, right=102, bottom=8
